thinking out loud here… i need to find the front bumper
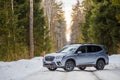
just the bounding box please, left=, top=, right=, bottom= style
left=43, top=62, right=57, bottom=68
left=43, top=60, right=65, bottom=68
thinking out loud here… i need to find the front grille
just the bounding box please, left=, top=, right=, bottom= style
left=45, top=56, right=55, bottom=61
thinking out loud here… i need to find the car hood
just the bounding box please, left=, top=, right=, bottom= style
left=44, top=52, right=66, bottom=57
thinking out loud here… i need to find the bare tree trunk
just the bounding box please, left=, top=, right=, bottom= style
left=29, top=0, right=34, bottom=58
left=11, top=0, right=16, bottom=54
left=11, top=0, right=14, bottom=11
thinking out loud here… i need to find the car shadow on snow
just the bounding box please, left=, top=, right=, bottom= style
left=42, top=68, right=113, bottom=73
left=52, top=69, right=97, bottom=72
left=54, top=69, right=111, bottom=73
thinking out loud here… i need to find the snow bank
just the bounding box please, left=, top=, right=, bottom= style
left=106, top=54, right=120, bottom=69
left=0, top=57, right=43, bottom=80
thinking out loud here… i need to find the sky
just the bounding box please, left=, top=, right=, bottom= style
left=56, top=0, right=83, bottom=42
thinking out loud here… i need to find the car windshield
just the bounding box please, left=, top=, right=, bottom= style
left=56, top=45, right=79, bottom=54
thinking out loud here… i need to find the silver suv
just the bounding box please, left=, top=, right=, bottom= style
left=43, top=44, right=109, bottom=72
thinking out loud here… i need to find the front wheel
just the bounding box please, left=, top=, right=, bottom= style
left=48, top=67, right=57, bottom=71
left=78, top=66, right=86, bottom=70
left=95, top=60, right=105, bottom=70
left=64, top=60, right=75, bottom=72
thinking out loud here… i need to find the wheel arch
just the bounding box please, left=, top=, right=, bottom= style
left=96, top=58, right=105, bottom=64
left=65, top=58, right=76, bottom=66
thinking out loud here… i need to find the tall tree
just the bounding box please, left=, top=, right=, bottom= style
left=0, top=0, right=51, bottom=61
left=71, top=0, right=85, bottom=43
left=42, top=0, right=66, bottom=51
left=33, top=0, right=51, bottom=56
left=29, top=0, right=34, bottom=57
left=82, top=0, right=120, bottom=54
left=0, top=0, right=19, bottom=61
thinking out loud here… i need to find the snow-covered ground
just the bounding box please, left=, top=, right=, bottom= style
left=0, top=54, right=120, bottom=80
left=0, top=57, right=43, bottom=80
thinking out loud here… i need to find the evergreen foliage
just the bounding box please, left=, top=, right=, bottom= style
left=33, top=0, right=51, bottom=56
left=82, top=0, right=120, bottom=54
left=0, top=0, right=51, bottom=61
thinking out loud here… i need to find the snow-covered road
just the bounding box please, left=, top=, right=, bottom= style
left=0, top=54, right=120, bottom=80
left=21, top=67, right=120, bottom=80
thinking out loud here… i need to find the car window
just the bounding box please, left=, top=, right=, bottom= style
left=87, top=46, right=102, bottom=53
left=57, top=46, right=78, bottom=54
left=76, top=46, right=87, bottom=53
left=95, top=46, right=102, bottom=52
left=87, top=46, right=96, bottom=52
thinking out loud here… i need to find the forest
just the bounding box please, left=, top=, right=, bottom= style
left=0, top=0, right=120, bottom=61
left=71, top=0, right=120, bottom=55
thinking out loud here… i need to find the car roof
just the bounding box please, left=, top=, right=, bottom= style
left=68, top=43, right=103, bottom=47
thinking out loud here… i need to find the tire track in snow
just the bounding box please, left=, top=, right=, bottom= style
left=91, top=72, right=102, bottom=80
left=60, top=68, right=101, bottom=80
left=21, top=67, right=120, bottom=80
left=88, top=67, right=102, bottom=80
left=89, top=68, right=120, bottom=80
left=93, top=69, right=120, bottom=80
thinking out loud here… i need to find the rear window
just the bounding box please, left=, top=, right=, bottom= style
left=87, top=46, right=102, bottom=53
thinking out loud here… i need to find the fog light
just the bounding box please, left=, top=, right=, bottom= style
left=57, top=61, right=62, bottom=66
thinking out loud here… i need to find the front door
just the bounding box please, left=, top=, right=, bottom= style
left=75, top=46, right=88, bottom=65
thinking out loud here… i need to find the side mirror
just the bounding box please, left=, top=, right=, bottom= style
left=77, top=51, right=82, bottom=54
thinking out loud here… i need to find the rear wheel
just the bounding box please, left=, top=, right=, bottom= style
left=78, top=66, right=86, bottom=70
left=95, top=60, right=105, bottom=70
left=64, top=60, right=75, bottom=72
left=48, top=67, right=57, bottom=71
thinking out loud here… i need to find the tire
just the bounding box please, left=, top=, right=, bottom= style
left=48, top=67, right=57, bottom=71
left=95, top=60, right=105, bottom=70
left=64, top=60, right=75, bottom=72
left=78, top=66, right=86, bottom=70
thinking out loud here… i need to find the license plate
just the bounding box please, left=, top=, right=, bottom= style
left=46, top=61, right=52, bottom=64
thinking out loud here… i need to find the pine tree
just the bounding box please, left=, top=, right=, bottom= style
left=42, top=0, right=66, bottom=51
left=0, top=0, right=19, bottom=61
left=34, top=0, right=51, bottom=56
left=0, top=0, right=51, bottom=61
left=82, top=0, right=120, bottom=54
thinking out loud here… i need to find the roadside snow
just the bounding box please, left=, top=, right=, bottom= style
left=106, top=54, right=120, bottom=69
left=0, top=57, right=42, bottom=80
left=109, top=54, right=120, bottom=65
left=0, top=54, right=120, bottom=80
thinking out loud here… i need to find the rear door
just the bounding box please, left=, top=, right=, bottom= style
left=85, top=45, right=103, bottom=64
